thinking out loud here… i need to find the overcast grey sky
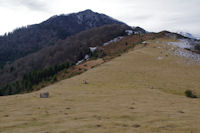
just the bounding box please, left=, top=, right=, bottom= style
left=0, top=0, right=200, bottom=36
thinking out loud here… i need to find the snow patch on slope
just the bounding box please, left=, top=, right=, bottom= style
left=177, top=32, right=196, bottom=39
left=165, top=40, right=200, bottom=64
left=153, top=39, right=200, bottom=64
left=89, top=47, right=97, bottom=52
left=103, top=36, right=123, bottom=46
left=168, top=39, right=195, bottom=49
left=173, top=49, right=200, bottom=63
left=125, top=30, right=133, bottom=35
left=76, top=54, right=90, bottom=65
left=177, top=32, right=200, bottom=40
left=76, top=60, right=84, bottom=65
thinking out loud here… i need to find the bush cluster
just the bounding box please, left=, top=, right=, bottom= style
left=185, top=90, right=197, bottom=98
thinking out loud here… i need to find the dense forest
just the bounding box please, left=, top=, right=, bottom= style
left=0, top=62, right=71, bottom=96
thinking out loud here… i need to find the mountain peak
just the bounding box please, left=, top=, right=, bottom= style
left=0, top=10, right=126, bottom=67
left=82, top=9, right=93, bottom=13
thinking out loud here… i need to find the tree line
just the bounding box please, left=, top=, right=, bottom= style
left=0, top=62, right=71, bottom=96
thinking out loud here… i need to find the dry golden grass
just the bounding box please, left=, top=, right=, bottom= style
left=1, top=38, right=200, bottom=133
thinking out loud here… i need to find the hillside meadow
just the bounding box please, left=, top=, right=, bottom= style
left=1, top=38, right=200, bottom=133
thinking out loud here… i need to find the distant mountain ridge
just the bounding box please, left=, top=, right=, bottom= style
left=0, top=9, right=125, bottom=67
left=177, top=31, right=200, bottom=40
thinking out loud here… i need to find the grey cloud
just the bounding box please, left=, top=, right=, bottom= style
left=131, top=15, right=152, bottom=21
left=0, top=0, right=199, bottom=35
left=19, top=0, right=48, bottom=11
left=0, top=0, right=49, bottom=11
left=121, top=0, right=200, bottom=34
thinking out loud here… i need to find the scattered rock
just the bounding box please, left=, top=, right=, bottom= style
left=129, top=107, right=135, bottom=109
left=159, top=124, right=176, bottom=129
left=93, top=115, right=101, bottom=119
left=157, top=56, right=163, bottom=60
left=96, top=124, right=101, bottom=127
left=32, top=118, right=37, bottom=121
left=40, top=92, right=49, bottom=98
left=142, top=41, right=147, bottom=44
left=132, top=124, right=141, bottom=128
left=178, top=110, right=184, bottom=113
left=166, top=124, right=176, bottom=129
left=4, top=115, right=9, bottom=117
left=150, top=86, right=154, bottom=89
left=105, top=117, right=110, bottom=119
left=122, top=124, right=129, bottom=127
left=83, top=80, right=88, bottom=84
left=65, top=107, right=71, bottom=110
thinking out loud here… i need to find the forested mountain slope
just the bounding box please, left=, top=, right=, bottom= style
left=0, top=9, right=124, bottom=66
left=0, top=24, right=130, bottom=94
